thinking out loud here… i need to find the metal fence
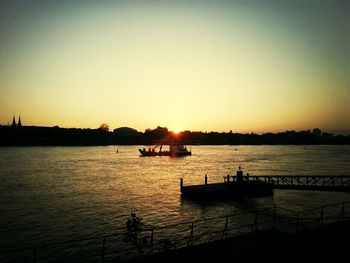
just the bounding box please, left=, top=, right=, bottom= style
left=2, top=201, right=350, bottom=263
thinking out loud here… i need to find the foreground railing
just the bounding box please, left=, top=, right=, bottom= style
left=2, top=201, right=350, bottom=263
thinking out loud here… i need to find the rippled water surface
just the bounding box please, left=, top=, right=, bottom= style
left=1, top=145, right=350, bottom=261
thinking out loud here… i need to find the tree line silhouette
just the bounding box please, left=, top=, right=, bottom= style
left=0, top=125, right=349, bottom=146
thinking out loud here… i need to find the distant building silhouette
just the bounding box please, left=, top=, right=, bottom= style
left=312, top=128, right=321, bottom=137
left=10, top=114, right=22, bottom=128
left=113, top=127, right=139, bottom=136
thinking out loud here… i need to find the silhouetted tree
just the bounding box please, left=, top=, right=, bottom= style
left=99, top=123, right=109, bottom=132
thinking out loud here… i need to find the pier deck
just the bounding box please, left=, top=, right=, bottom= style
left=181, top=181, right=274, bottom=200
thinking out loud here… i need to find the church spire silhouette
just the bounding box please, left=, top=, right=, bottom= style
left=18, top=115, right=22, bottom=127
left=12, top=114, right=16, bottom=127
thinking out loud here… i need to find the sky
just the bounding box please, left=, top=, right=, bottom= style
left=0, top=0, right=349, bottom=134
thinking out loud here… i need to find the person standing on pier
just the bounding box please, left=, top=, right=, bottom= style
left=237, top=166, right=243, bottom=183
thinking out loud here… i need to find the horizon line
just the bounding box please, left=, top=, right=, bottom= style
left=2, top=123, right=349, bottom=136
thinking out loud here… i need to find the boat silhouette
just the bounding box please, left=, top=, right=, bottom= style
left=139, top=144, right=191, bottom=157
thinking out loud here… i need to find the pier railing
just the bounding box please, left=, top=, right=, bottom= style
left=244, top=175, right=350, bottom=188
left=2, top=201, right=350, bottom=263
left=220, top=175, right=350, bottom=192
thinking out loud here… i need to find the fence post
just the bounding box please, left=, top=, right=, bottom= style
left=32, top=247, right=37, bottom=263
left=222, top=216, right=228, bottom=240
left=187, top=222, right=194, bottom=246
left=339, top=203, right=345, bottom=222
left=251, top=213, right=258, bottom=232
left=318, top=208, right=324, bottom=227
left=273, top=205, right=277, bottom=229
left=148, top=229, right=154, bottom=255
left=296, top=213, right=300, bottom=233
left=101, top=236, right=106, bottom=263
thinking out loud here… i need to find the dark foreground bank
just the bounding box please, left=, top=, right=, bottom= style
left=124, top=220, right=350, bottom=263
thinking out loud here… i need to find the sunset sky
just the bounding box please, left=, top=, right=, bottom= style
left=0, top=0, right=349, bottom=134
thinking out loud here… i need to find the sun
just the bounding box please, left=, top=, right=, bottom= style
left=172, top=127, right=181, bottom=134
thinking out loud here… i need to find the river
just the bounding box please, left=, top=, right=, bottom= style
left=1, top=145, right=349, bottom=261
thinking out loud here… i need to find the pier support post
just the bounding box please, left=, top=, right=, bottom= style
left=205, top=174, right=208, bottom=185
left=180, top=177, right=183, bottom=191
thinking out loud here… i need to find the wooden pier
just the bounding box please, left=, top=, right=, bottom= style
left=180, top=168, right=274, bottom=200
left=180, top=168, right=350, bottom=200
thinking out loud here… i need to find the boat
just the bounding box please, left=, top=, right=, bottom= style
left=139, top=144, right=191, bottom=157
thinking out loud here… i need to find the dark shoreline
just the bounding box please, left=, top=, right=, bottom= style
left=1, top=125, right=349, bottom=146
